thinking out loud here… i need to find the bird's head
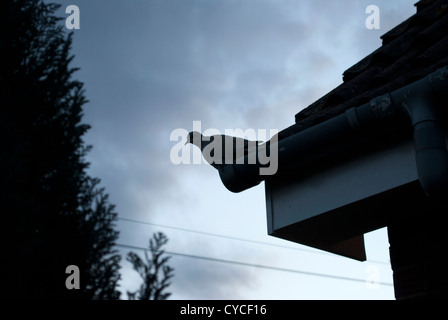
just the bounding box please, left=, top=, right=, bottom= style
left=185, top=131, right=203, bottom=147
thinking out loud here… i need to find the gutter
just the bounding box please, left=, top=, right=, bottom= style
left=219, top=65, right=448, bottom=204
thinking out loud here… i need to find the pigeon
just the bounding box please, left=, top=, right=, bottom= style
left=185, top=131, right=263, bottom=170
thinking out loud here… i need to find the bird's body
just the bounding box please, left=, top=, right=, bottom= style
left=186, top=131, right=263, bottom=170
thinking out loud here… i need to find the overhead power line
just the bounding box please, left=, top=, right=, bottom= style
left=118, top=217, right=310, bottom=251
left=117, top=217, right=390, bottom=265
left=116, top=243, right=393, bottom=287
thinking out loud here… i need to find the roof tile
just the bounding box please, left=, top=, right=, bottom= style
left=283, top=0, right=448, bottom=141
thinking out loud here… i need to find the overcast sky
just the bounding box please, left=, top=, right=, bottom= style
left=51, top=0, right=416, bottom=299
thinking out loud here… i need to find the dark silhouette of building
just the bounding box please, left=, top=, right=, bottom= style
left=215, top=0, right=448, bottom=299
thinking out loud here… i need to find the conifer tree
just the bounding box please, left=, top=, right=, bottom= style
left=0, top=0, right=121, bottom=299
left=127, top=232, right=174, bottom=300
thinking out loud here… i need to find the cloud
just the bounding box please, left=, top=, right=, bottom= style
left=54, top=0, right=414, bottom=299
left=75, top=0, right=316, bottom=213
left=170, top=256, right=257, bottom=300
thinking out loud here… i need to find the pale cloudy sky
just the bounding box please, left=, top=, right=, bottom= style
left=52, top=0, right=416, bottom=299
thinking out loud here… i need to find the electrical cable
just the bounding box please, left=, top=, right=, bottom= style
left=116, top=243, right=393, bottom=287
left=118, top=216, right=390, bottom=265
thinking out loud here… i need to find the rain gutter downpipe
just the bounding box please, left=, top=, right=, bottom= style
left=219, top=65, right=448, bottom=203
left=395, top=67, right=448, bottom=202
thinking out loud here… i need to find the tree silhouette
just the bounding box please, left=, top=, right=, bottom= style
left=1, top=0, right=121, bottom=299
left=127, top=232, right=174, bottom=300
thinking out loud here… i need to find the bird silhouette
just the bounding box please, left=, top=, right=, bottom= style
left=185, top=131, right=263, bottom=170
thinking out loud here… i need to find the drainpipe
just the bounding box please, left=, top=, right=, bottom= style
left=219, top=66, right=448, bottom=202
left=392, top=67, right=448, bottom=203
